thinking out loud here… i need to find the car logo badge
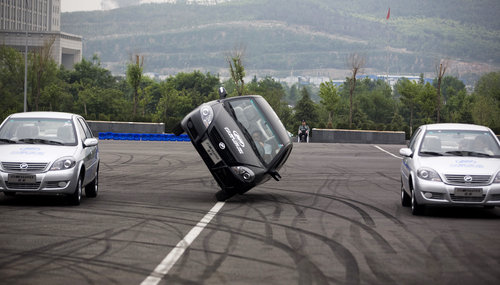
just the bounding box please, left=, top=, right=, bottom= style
left=20, top=162, right=29, bottom=170
left=219, top=142, right=226, bottom=150
left=464, top=175, right=473, bottom=183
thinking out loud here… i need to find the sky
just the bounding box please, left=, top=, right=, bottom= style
left=61, top=0, right=102, bottom=12
left=61, top=0, right=175, bottom=12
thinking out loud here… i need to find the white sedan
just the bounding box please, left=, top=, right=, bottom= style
left=0, top=112, right=99, bottom=205
left=399, top=123, right=500, bottom=215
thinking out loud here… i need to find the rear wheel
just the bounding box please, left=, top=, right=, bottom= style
left=85, top=169, right=98, bottom=198
left=68, top=176, right=83, bottom=206
left=411, top=189, right=425, bottom=215
left=401, top=180, right=411, bottom=207
left=215, top=189, right=235, bottom=202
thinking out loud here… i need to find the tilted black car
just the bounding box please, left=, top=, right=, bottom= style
left=175, top=90, right=293, bottom=201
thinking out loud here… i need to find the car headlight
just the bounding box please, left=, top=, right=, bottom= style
left=231, top=166, right=255, bottom=182
left=50, top=157, right=76, bottom=171
left=200, top=105, right=214, bottom=128
left=417, top=167, right=442, bottom=182
left=494, top=172, right=500, bottom=183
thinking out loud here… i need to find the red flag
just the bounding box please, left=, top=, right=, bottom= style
left=386, top=8, right=390, bottom=20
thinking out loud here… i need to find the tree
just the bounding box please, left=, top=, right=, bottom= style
left=226, top=47, right=246, bottom=96
left=347, top=53, right=366, bottom=128
left=435, top=61, right=448, bottom=123
left=30, top=36, right=58, bottom=111
left=396, top=78, right=420, bottom=136
left=318, top=81, right=340, bottom=128
left=127, top=55, right=144, bottom=116
left=294, top=87, right=319, bottom=131
left=0, top=46, right=25, bottom=120
left=472, top=71, right=500, bottom=132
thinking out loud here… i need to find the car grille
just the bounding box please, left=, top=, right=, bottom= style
left=450, top=194, right=485, bottom=203
left=444, top=174, right=491, bottom=185
left=1, top=162, right=48, bottom=172
left=209, top=129, right=237, bottom=165
left=5, top=182, right=41, bottom=190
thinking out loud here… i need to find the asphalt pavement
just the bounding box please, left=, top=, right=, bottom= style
left=1, top=141, right=499, bottom=285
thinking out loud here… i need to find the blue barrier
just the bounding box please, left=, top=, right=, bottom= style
left=98, top=132, right=189, bottom=142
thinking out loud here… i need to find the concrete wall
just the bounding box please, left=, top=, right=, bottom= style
left=87, top=120, right=165, bottom=134
left=310, top=128, right=406, bottom=144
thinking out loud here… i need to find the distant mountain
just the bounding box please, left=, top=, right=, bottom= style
left=61, top=0, right=500, bottom=82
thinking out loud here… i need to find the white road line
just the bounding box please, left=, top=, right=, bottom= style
left=141, top=201, right=225, bottom=285
left=373, top=145, right=402, bottom=159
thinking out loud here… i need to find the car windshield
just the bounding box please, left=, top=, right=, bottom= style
left=227, top=98, right=285, bottom=164
left=0, top=117, right=77, bottom=146
left=419, top=130, right=500, bottom=158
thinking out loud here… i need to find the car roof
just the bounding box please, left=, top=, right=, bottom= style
left=422, top=123, right=491, bottom=132
left=8, top=111, right=77, bottom=120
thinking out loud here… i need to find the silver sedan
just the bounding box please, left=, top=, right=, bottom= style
left=399, top=123, right=500, bottom=215
left=0, top=112, right=99, bottom=205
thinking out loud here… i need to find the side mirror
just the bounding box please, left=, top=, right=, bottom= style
left=84, top=138, right=98, bottom=147
left=399, top=148, right=413, bottom=157
left=269, top=170, right=281, bottom=181
left=218, top=87, right=227, bottom=99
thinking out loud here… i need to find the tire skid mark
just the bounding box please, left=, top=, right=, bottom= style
left=260, top=187, right=396, bottom=254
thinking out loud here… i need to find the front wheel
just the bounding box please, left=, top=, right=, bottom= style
left=85, top=169, right=98, bottom=198
left=68, top=176, right=83, bottom=206
left=411, top=189, right=425, bottom=215
left=401, top=181, right=411, bottom=207
left=215, top=189, right=235, bottom=202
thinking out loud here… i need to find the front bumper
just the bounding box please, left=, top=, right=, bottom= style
left=414, top=178, right=500, bottom=206
left=0, top=168, right=78, bottom=195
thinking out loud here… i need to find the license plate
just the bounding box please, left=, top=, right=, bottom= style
left=8, top=174, right=36, bottom=183
left=454, top=188, right=482, bottom=197
left=201, top=139, right=222, bottom=165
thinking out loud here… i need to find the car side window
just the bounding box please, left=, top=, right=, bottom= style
left=77, top=118, right=93, bottom=139
left=408, top=128, right=422, bottom=152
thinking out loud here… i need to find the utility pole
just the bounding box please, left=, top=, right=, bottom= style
left=24, top=0, right=29, bottom=112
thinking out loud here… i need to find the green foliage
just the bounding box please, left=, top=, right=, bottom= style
left=2, top=45, right=499, bottom=137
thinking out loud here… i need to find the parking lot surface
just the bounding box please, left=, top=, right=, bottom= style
left=1, top=141, right=499, bottom=284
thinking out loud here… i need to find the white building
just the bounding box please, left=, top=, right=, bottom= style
left=0, top=0, right=82, bottom=69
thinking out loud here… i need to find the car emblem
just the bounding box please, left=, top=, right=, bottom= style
left=464, top=175, right=473, bottom=183
left=20, top=162, right=29, bottom=170
left=219, top=142, right=226, bottom=150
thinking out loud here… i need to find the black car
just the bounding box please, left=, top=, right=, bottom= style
left=175, top=89, right=293, bottom=201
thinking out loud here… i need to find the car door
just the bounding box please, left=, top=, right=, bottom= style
left=75, top=117, right=98, bottom=185
left=401, top=127, right=423, bottom=191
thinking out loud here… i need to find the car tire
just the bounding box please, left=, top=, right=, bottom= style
left=401, top=181, right=411, bottom=207
left=215, top=189, right=235, bottom=202
left=411, top=189, right=425, bottom=215
left=68, top=176, right=83, bottom=206
left=483, top=205, right=495, bottom=210
left=85, top=170, right=98, bottom=198
left=4, top=192, right=16, bottom=197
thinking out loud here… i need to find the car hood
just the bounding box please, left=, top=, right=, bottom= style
left=0, top=144, right=78, bottom=163
left=419, top=156, right=500, bottom=175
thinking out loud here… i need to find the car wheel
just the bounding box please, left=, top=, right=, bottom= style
left=215, top=189, right=235, bottom=202
left=401, top=180, right=411, bottom=207
left=68, top=176, right=83, bottom=206
left=411, top=189, right=425, bottom=215
left=85, top=170, right=98, bottom=198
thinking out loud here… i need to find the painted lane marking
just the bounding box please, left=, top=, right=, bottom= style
left=373, top=145, right=402, bottom=159
left=141, top=201, right=225, bottom=285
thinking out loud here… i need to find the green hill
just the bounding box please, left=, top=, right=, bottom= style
left=61, top=0, right=500, bottom=80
